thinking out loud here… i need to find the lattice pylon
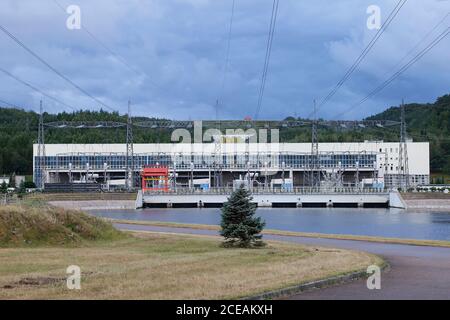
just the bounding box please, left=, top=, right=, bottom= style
left=398, top=100, right=409, bottom=189
left=126, top=100, right=135, bottom=191
left=309, top=100, right=320, bottom=187
left=36, top=100, right=46, bottom=189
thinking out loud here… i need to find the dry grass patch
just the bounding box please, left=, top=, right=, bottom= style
left=0, top=232, right=381, bottom=300
left=0, top=205, right=125, bottom=247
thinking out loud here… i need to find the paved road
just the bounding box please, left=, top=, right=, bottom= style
left=115, top=223, right=450, bottom=300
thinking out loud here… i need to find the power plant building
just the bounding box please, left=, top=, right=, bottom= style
left=33, top=141, right=430, bottom=190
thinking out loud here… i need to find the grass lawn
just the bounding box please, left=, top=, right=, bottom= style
left=113, top=219, right=450, bottom=248
left=0, top=232, right=381, bottom=300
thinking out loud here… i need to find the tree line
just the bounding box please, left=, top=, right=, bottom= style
left=0, top=94, right=448, bottom=175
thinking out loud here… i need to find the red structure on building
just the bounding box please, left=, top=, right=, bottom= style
left=141, top=166, right=169, bottom=193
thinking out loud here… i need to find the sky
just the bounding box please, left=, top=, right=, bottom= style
left=0, top=0, right=449, bottom=120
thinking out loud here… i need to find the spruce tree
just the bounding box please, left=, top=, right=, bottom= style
left=0, top=181, right=7, bottom=194
left=220, top=186, right=265, bottom=248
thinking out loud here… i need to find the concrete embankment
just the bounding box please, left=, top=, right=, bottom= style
left=405, top=199, right=450, bottom=210
left=25, top=192, right=138, bottom=210
left=49, top=200, right=136, bottom=210
left=401, top=193, right=450, bottom=211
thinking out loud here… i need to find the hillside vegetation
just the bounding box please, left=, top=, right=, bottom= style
left=367, top=94, right=450, bottom=173
left=0, top=108, right=171, bottom=175
left=0, top=205, right=125, bottom=247
left=0, top=94, right=448, bottom=175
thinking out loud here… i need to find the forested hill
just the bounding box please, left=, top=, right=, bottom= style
left=366, top=94, right=450, bottom=172
left=0, top=94, right=449, bottom=175
left=0, top=109, right=171, bottom=175
left=366, top=94, right=450, bottom=134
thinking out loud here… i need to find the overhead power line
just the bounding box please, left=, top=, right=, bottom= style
left=215, top=0, right=236, bottom=119
left=52, top=0, right=163, bottom=91
left=332, top=27, right=450, bottom=119
left=254, top=0, right=280, bottom=120
left=0, top=24, right=116, bottom=111
left=379, top=11, right=449, bottom=81
left=309, top=0, right=408, bottom=119
left=0, top=66, right=78, bottom=111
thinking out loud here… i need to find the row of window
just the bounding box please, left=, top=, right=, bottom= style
left=384, top=174, right=429, bottom=187
left=35, top=153, right=377, bottom=171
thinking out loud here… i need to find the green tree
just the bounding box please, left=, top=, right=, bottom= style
left=8, top=173, right=15, bottom=188
left=1, top=93, right=449, bottom=176
left=18, top=181, right=27, bottom=195
left=23, top=181, right=36, bottom=189
left=220, top=186, right=265, bottom=248
left=0, top=181, right=7, bottom=194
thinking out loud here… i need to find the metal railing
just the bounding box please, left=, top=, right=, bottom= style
left=143, top=187, right=388, bottom=196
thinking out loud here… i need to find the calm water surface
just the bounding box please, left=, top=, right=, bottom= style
left=88, top=208, right=450, bottom=241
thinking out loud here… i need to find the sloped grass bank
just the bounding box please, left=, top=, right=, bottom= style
left=0, top=205, right=125, bottom=247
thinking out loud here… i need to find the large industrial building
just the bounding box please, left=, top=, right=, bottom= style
left=33, top=141, right=430, bottom=191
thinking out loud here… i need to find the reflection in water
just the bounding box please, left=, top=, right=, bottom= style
left=88, top=208, right=450, bottom=241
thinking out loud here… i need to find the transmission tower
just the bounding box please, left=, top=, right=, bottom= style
left=309, top=100, right=320, bottom=187
left=215, top=99, right=220, bottom=123
left=321, top=166, right=344, bottom=191
left=398, top=100, right=409, bottom=189
left=36, top=100, right=46, bottom=189
left=211, top=100, right=224, bottom=188
left=355, top=158, right=360, bottom=191
left=213, top=135, right=223, bottom=188
left=126, top=100, right=135, bottom=191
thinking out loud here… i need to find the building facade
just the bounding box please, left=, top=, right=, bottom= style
left=33, top=141, right=430, bottom=190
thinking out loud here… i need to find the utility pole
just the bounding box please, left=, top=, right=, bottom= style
left=398, top=100, right=409, bottom=190
left=215, top=99, right=219, bottom=124
left=126, top=100, right=135, bottom=191
left=37, top=100, right=46, bottom=190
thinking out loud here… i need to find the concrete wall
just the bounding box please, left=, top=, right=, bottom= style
left=142, top=193, right=390, bottom=208
left=49, top=200, right=136, bottom=210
